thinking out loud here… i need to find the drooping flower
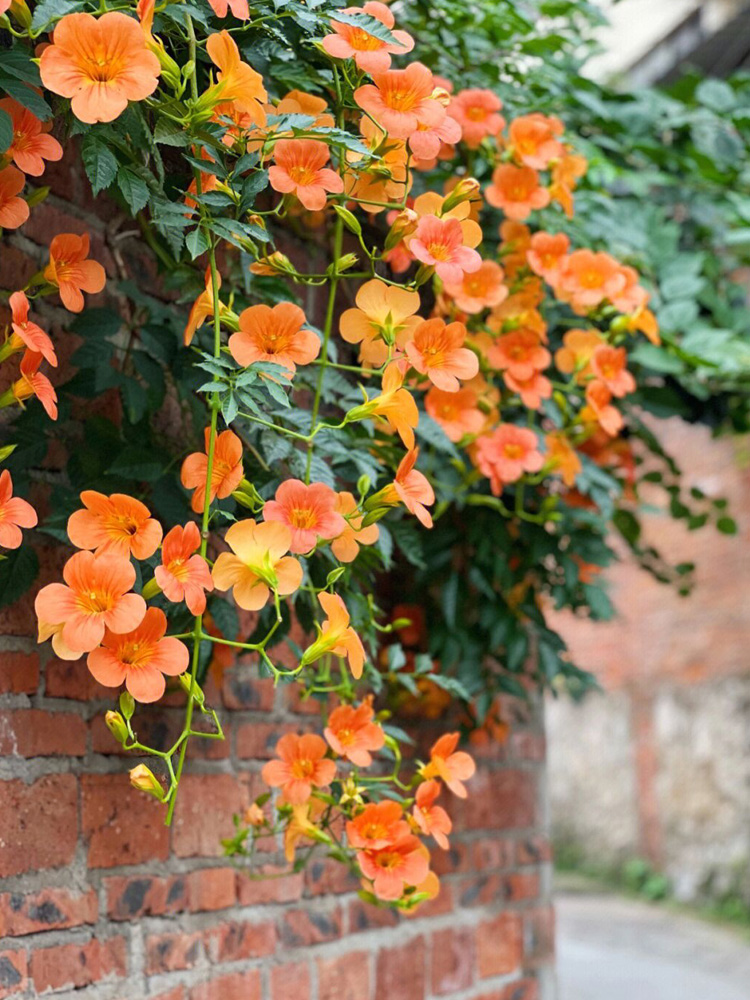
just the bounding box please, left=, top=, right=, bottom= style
left=229, top=302, right=319, bottom=374
left=263, top=480, right=345, bottom=555
left=475, top=424, right=544, bottom=494
left=447, top=88, right=504, bottom=148
left=211, top=519, right=302, bottom=610
left=354, top=62, right=443, bottom=139
left=67, top=491, right=161, bottom=559
left=0, top=166, right=29, bottom=229
left=8, top=292, right=56, bottom=366
left=413, top=779, right=451, bottom=849
left=442, top=260, right=507, bottom=314
left=425, top=386, right=484, bottom=442
left=358, top=835, right=430, bottom=901
left=6, top=351, right=58, bottom=420
left=35, top=551, right=146, bottom=653
left=0, top=99, right=63, bottom=177
left=421, top=732, right=476, bottom=798
left=503, top=369, right=552, bottom=410
left=347, top=801, right=409, bottom=850
left=203, top=30, right=267, bottom=120
left=545, top=431, right=582, bottom=488
left=39, top=12, right=161, bottom=124
left=374, top=446, right=434, bottom=527
left=300, top=591, right=366, bottom=679
left=409, top=215, right=482, bottom=285
left=550, top=150, right=587, bottom=217
left=87, top=607, right=188, bottom=703
left=408, top=113, right=461, bottom=164
left=0, top=470, right=37, bottom=550
left=261, top=733, right=336, bottom=805
left=485, top=164, right=550, bottom=221
left=284, top=800, right=327, bottom=862
left=183, top=267, right=225, bottom=347
left=154, top=522, right=214, bottom=615
left=590, top=344, right=636, bottom=398
left=557, top=249, right=627, bottom=313
left=207, top=0, right=249, bottom=19
left=404, top=318, right=478, bottom=392
left=322, top=2, right=414, bottom=74
left=180, top=428, right=243, bottom=514
left=527, top=231, right=570, bottom=285
left=339, top=279, right=421, bottom=368
left=508, top=113, right=564, bottom=169
left=486, top=328, right=550, bottom=381
left=581, top=380, right=623, bottom=437
left=269, top=139, right=344, bottom=212
left=44, top=233, right=106, bottom=314
left=331, top=492, right=379, bottom=563
left=554, top=327, right=604, bottom=378
left=324, top=698, right=385, bottom=766
left=37, top=619, right=86, bottom=661
left=347, top=363, right=419, bottom=448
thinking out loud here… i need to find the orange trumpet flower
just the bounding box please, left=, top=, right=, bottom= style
left=67, top=491, right=162, bottom=560
left=155, top=522, right=214, bottom=616
left=180, top=428, right=243, bottom=514
left=44, top=233, right=106, bottom=314
left=0, top=470, right=37, bottom=550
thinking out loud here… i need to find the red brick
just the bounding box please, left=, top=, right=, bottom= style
left=30, top=937, right=126, bottom=993
left=172, top=774, right=249, bottom=858
left=146, top=931, right=203, bottom=975
left=377, top=938, right=426, bottom=1000
left=236, top=867, right=303, bottom=906
left=150, top=989, right=186, bottom=1000
left=493, top=980, right=539, bottom=1000
left=511, top=731, right=546, bottom=762
left=105, top=874, right=186, bottom=920
left=0, top=651, right=39, bottom=695
left=317, top=952, right=370, bottom=1000
left=0, top=709, right=86, bottom=757
left=206, top=920, right=276, bottom=963
left=222, top=666, right=275, bottom=710
left=472, top=838, right=515, bottom=871
left=186, top=867, right=236, bottom=912
left=0, top=951, right=27, bottom=999
left=236, top=721, right=301, bottom=759
left=505, top=872, right=541, bottom=902
left=348, top=900, right=399, bottom=933
left=524, top=906, right=555, bottom=967
left=0, top=888, right=97, bottom=937
left=190, top=970, right=262, bottom=1000
left=459, top=769, right=536, bottom=831
left=270, top=961, right=311, bottom=1000
left=0, top=774, right=78, bottom=876
left=477, top=913, right=523, bottom=979
left=82, top=774, right=169, bottom=868
left=515, top=836, right=552, bottom=866
left=45, top=658, right=111, bottom=700
left=0, top=247, right=37, bottom=292
left=430, top=927, right=474, bottom=995
left=280, top=908, right=342, bottom=948
left=305, top=858, right=359, bottom=896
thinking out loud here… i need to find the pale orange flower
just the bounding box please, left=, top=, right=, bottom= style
left=486, top=164, right=550, bottom=221
left=322, top=1, right=414, bottom=74
left=582, top=380, right=623, bottom=437
left=379, top=446, right=434, bottom=527
left=348, top=801, right=409, bottom=850
left=405, top=318, right=478, bottom=392
left=626, top=306, right=660, bottom=346
left=204, top=31, right=267, bottom=119
left=447, top=89, right=505, bottom=149
left=35, top=550, right=146, bottom=653
left=442, top=260, right=507, bottom=314
left=67, top=491, right=162, bottom=559
left=87, top=607, right=188, bottom=704
left=425, top=386, right=484, bottom=442
left=0, top=470, right=37, bottom=550
left=509, top=113, right=564, bottom=169
left=527, top=231, right=570, bottom=285
left=359, top=835, right=430, bottom=902
left=331, top=492, right=379, bottom=563
left=409, top=113, right=461, bottom=164
left=184, top=267, right=223, bottom=346
left=261, top=733, right=336, bottom=806
left=211, top=519, right=303, bottom=611
left=263, top=479, right=346, bottom=555
left=180, top=428, right=243, bottom=513
left=410, top=215, right=481, bottom=284
left=348, top=363, right=419, bottom=448
left=421, top=732, right=476, bottom=798
left=550, top=150, right=587, bottom=217
left=545, top=431, right=582, bottom=488
left=486, top=328, right=550, bottom=380
left=324, top=698, right=385, bottom=766
left=207, top=0, right=249, bottom=19
left=9, top=292, right=56, bottom=366
left=354, top=62, right=443, bottom=138
left=40, top=12, right=160, bottom=124
left=557, top=249, right=627, bottom=313
left=284, top=800, right=327, bottom=862
left=413, top=780, right=451, bottom=849
left=229, top=302, right=319, bottom=374
left=155, top=521, right=214, bottom=615
left=301, top=591, right=366, bottom=679
left=590, top=344, right=635, bottom=398
left=475, top=425, right=543, bottom=494
left=610, top=264, right=649, bottom=315
left=503, top=369, right=552, bottom=409
left=44, top=233, right=106, bottom=313
left=554, top=328, right=604, bottom=378
left=269, top=139, right=344, bottom=211
left=339, top=279, right=421, bottom=368
left=0, top=99, right=63, bottom=177
left=6, top=351, right=57, bottom=420
left=0, top=166, right=28, bottom=229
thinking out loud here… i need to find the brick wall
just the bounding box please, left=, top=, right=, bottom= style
left=547, top=418, right=750, bottom=903
left=0, top=145, right=555, bottom=999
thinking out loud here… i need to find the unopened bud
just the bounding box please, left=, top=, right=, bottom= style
left=244, top=803, right=266, bottom=827
left=250, top=251, right=294, bottom=276
left=384, top=208, right=418, bottom=251
left=154, top=45, right=181, bottom=90
left=333, top=204, right=362, bottom=236
left=26, top=186, right=49, bottom=210
left=431, top=86, right=451, bottom=107
left=442, top=177, right=481, bottom=214
left=0, top=444, right=17, bottom=463
left=141, top=577, right=162, bottom=600
left=7, top=0, right=31, bottom=27
left=178, top=673, right=205, bottom=707
left=356, top=474, right=371, bottom=497
left=247, top=214, right=266, bottom=230
left=327, top=253, right=358, bottom=277
left=129, top=764, right=166, bottom=801
left=105, top=710, right=128, bottom=746
left=119, top=691, right=135, bottom=721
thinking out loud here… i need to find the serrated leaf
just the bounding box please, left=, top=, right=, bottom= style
left=330, top=9, right=398, bottom=45
left=0, top=109, right=12, bottom=155
left=0, top=78, right=52, bottom=120
left=154, top=118, right=190, bottom=146
left=186, top=227, right=210, bottom=260
left=30, top=0, right=84, bottom=31
left=117, top=168, right=150, bottom=214
left=82, top=134, right=118, bottom=195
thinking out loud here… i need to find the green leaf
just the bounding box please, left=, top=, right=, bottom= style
left=108, top=447, right=164, bottom=481
left=630, top=343, right=685, bottom=375
left=0, top=49, right=42, bottom=85
left=717, top=516, right=738, bottom=535
left=330, top=9, right=398, bottom=45
left=186, top=227, right=210, bottom=260
left=0, top=545, right=39, bottom=609
left=30, top=0, right=84, bottom=31
left=696, top=79, right=736, bottom=114
left=0, top=78, right=52, bottom=120
left=117, top=168, right=150, bottom=214
left=153, top=118, right=190, bottom=146
left=82, top=134, right=118, bottom=196
left=0, top=109, right=12, bottom=155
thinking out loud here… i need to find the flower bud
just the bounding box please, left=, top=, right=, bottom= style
left=442, top=177, right=481, bottom=214
left=384, top=208, right=418, bottom=251
left=250, top=251, right=294, bottom=276
left=333, top=204, right=362, bottom=236
left=244, top=803, right=266, bottom=827
left=141, top=577, right=162, bottom=600
left=7, top=0, right=31, bottom=28
left=105, top=710, right=128, bottom=746
left=129, top=764, right=166, bottom=801
left=356, top=474, right=371, bottom=497
left=430, top=86, right=452, bottom=107
left=327, top=253, right=358, bottom=277
left=119, top=691, right=135, bottom=721
left=0, top=444, right=17, bottom=463
left=178, top=673, right=205, bottom=708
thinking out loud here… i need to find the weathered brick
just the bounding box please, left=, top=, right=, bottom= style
left=280, top=908, right=342, bottom=948
left=0, top=774, right=78, bottom=876
left=477, top=913, right=523, bottom=979
left=82, top=774, right=169, bottom=868
left=0, top=651, right=39, bottom=695
left=236, top=867, right=303, bottom=906
left=30, top=937, right=126, bottom=993
left=172, top=774, right=249, bottom=858
left=317, top=951, right=370, bottom=1000
left=105, top=874, right=186, bottom=921
left=0, top=709, right=86, bottom=757
left=222, top=667, right=275, bottom=711
left=458, top=769, right=536, bottom=831
left=146, top=931, right=203, bottom=975
left=431, top=927, right=475, bottom=995
left=305, top=858, right=359, bottom=897
left=270, top=961, right=311, bottom=1000
left=186, top=867, right=237, bottom=912
left=236, top=721, right=301, bottom=759
left=377, top=938, right=426, bottom=1000
left=189, top=970, right=262, bottom=1000
left=0, top=951, right=27, bottom=999
left=348, top=900, right=399, bottom=933
left=205, top=919, right=276, bottom=963
left=45, top=658, right=111, bottom=700
left=0, top=889, right=97, bottom=937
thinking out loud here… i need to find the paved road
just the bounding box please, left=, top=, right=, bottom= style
left=557, top=892, right=750, bottom=1000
